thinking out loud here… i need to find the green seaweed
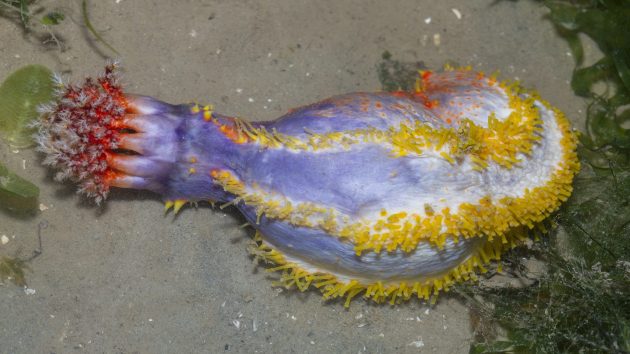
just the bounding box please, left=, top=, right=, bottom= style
left=459, top=1, right=630, bottom=353
left=0, top=0, right=31, bottom=28
left=40, top=10, right=63, bottom=26
left=377, top=51, right=427, bottom=92
left=0, top=221, right=46, bottom=287
left=2, top=0, right=117, bottom=55
left=560, top=171, right=630, bottom=265
left=0, top=162, right=39, bottom=213
left=466, top=258, right=630, bottom=353
left=81, top=0, right=119, bottom=55
left=544, top=0, right=630, bottom=169
left=466, top=169, right=630, bottom=354
left=0, top=0, right=66, bottom=51
left=0, top=0, right=64, bottom=30
left=0, top=256, right=29, bottom=287
left=0, top=64, right=53, bottom=148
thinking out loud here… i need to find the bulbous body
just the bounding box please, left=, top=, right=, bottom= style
left=36, top=65, right=579, bottom=305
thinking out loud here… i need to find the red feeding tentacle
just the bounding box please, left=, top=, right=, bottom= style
left=37, top=64, right=130, bottom=203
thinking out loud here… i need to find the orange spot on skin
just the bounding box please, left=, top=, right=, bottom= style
left=424, top=100, right=439, bottom=109
left=411, top=91, right=440, bottom=110
left=213, top=118, right=249, bottom=144
left=375, top=101, right=383, bottom=109
left=391, top=91, right=411, bottom=98
left=219, top=124, right=248, bottom=144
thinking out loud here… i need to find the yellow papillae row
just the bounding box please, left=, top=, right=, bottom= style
left=249, top=230, right=529, bottom=307
left=454, top=83, right=544, bottom=170
left=211, top=170, right=341, bottom=230
left=342, top=100, right=578, bottom=254
left=190, top=103, right=215, bottom=121
left=211, top=100, right=579, bottom=255
left=231, top=76, right=543, bottom=170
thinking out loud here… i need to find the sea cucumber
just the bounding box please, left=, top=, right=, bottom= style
left=35, top=64, right=579, bottom=306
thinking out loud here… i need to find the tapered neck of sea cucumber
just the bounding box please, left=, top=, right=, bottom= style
left=35, top=64, right=257, bottom=205
left=151, top=108, right=258, bottom=204
left=92, top=97, right=260, bottom=204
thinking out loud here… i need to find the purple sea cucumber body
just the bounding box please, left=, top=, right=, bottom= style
left=35, top=65, right=579, bottom=304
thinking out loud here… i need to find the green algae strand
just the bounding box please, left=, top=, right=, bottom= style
left=0, top=162, right=39, bottom=213
left=0, top=65, right=53, bottom=148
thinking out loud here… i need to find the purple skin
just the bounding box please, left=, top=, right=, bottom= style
left=115, top=92, right=481, bottom=283
left=39, top=66, right=578, bottom=299
left=130, top=92, right=471, bottom=208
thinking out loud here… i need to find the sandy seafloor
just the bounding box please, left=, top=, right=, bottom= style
left=0, top=0, right=588, bottom=353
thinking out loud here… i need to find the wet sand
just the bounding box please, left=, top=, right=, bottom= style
left=0, top=0, right=583, bottom=352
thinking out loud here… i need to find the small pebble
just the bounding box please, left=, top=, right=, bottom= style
left=451, top=8, right=462, bottom=20
left=408, top=339, right=424, bottom=348
left=1, top=235, right=8, bottom=245
left=433, top=33, right=441, bottom=46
